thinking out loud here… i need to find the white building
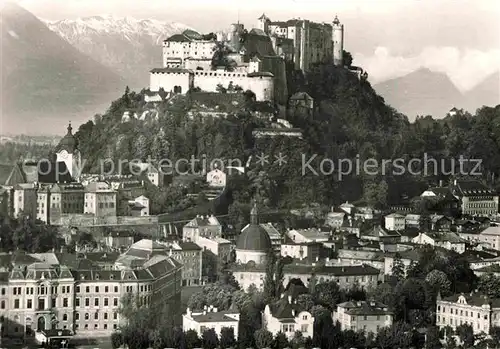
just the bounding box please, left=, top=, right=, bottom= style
left=384, top=213, right=406, bottom=231
left=206, top=168, right=226, bottom=188
left=333, top=300, right=393, bottom=334
left=412, top=232, right=466, bottom=253
left=84, top=182, right=117, bottom=217
left=13, top=183, right=37, bottom=219
left=262, top=294, right=314, bottom=340
left=285, top=228, right=330, bottom=243
left=183, top=215, right=222, bottom=242
left=183, top=305, right=240, bottom=339
left=128, top=195, right=149, bottom=216
left=436, top=293, right=500, bottom=335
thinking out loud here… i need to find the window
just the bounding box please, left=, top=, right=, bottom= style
left=1, top=301, right=4, bottom=309
left=104, top=313, right=108, bottom=320
left=63, top=298, right=68, bottom=307
left=14, top=299, right=20, bottom=309
left=94, top=313, right=99, bottom=320
left=27, top=299, right=32, bottom=309
left=51, top=298, right=56, bottom=308
left=76, top=298, right=80, bottom=307
left=63, top=314, right=68, bottom=321
left=104, top=298, right=109, bottom=307
left=85, top=298, right=90, bottom=307
left=95, top=286, right=99, bottom=293
left=113, top=312, right=118, bottom=320
left=86, top=286, right=90, bottom=293
left=95, top=298, right=99, bottom=306
left=76, top=286, right=80, bottom=293
left=114, top=286, right=118, bottom=293
left=85, top=313, right=89, bottom=320
left=301, top=324, right=308, bottom=332
left=113, top=298, right=118, bottom=307
left=105, top=286, right=109, bottom=293
left=75, top=313, right=80, bottom=320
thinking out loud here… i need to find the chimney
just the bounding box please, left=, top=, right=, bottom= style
left=288, top=295, right=292, bottom=304
left=439, top=179, right=443, bottom=187
left=454, top=179, right=457, bottom=186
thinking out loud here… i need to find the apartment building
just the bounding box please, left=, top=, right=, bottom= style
left=333, top=300, right=393, bottom=334
left=0, top=247, right=182, bottom=338
left=436, top=293, right=500, bottom=335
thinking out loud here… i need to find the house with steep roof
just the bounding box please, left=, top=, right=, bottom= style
left=333, top=300, right=393, bottom=334
left=262, top=294, right=314, bottom=340
left=183, top=305, right=240, bottom=339
left=183, top=214, right=222, bottom=242
left=429, top=214, right=452, bottom=231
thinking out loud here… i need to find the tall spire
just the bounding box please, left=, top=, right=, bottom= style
left=250, top=198, right=259, bottom=225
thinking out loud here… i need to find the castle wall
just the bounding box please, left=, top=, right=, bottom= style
left=192, top=71, right=274, bottom=101
left=261, top=56, right=287, bottom=104
left=150, top=71, right=193, bottom=93
left=185, top=58, right=213, bottom=71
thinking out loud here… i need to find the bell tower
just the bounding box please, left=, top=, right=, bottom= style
left=332, top=15, right=344, bottom=66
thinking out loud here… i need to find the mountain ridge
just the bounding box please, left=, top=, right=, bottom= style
left=1, top=3, right=126, bottom=135
left=374, top=68, right=499, bottom=119
left=44, top=15, right=195, bottom=88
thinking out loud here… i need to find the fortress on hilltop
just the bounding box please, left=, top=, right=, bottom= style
left=148, top=15, right=344, bottom=103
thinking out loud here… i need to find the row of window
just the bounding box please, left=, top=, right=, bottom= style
left=437, top=316, right=487, bottom=330
left=6, top=285, right=67, bottom=296
left=75, top=297, right=119, bottom=307
left=437, top=306, right=489, bottom=320
left=75, top=312, right=118, bottom=321
left=75, top=323, right=117, bottom=330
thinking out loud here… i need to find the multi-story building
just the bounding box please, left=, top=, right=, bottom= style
left=48, top=183, right=85, bottom=224
left=13, top=183, right=37, bottom=218
left=384, top=213, right=406, bottom=231
left=84, top=182, right=116, bottom=217
left=436, top=293, right=500, bottom=335
left=280, top=238, right=322, bottom=261
left=233, top=263, right=381, bottom=292
left=333, top=300, right=393, bottom=334
left=128, top=195, right=150, bottom=217
left=262, top=294, right=314, bottom=340
left=183, top=215, right=222, bottom=242
left=164, top=241, right=203, bottom=286
left=183, top=305, right=240, bottom=339
left=196, top=236, right=232, bottom=263
left=286, top=228, right=330, bottom=244
left=0, top=245, right=182, bottom=338
left=260, top=14, right=341, bottom=71
left=451, top=179, right=499, bottom=217
left=162, top=30, right=217, bottom=68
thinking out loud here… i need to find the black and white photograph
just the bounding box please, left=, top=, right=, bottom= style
left=0, top=0, right=500, bottom=348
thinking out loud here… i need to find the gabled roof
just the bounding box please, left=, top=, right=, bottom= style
left=164, top=33, right=192, bottom=42
left=453, top=180, right=495, bottom=196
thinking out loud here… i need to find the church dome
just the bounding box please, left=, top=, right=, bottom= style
left=235, top=200, right=272, bottom=251
left=55, top=123, right=78, bottom=153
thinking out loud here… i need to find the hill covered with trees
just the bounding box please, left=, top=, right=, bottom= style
left=73, top=62, right=500, bottom=221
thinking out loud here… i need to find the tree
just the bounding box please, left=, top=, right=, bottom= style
left=296, top=293, right=315, bottom=312
left=263, top=250, right=278, bottom=302
left=425, top=326, right=442, bottom=349
left=391, top=253, right=405, bottom=281
left=202, top=328, right=219, bottom=349
left=291, top=331, right=306, bottom=349
left=477, top=273, right=500, bottom=298
left=185, top=329, right=201, bottom=349
left=456, top=323, right=474, bottom=348
left=312, top=280, right=343, bottom=310
left=254, top=328, right=274, bottom=349
left=220, top=327, right=236, bottom=349
left=111, top=332, right=123, bottom=349
left=342, top=50, right=353, bottom=67
left=273, top=331, right=289, bottom=349
left=216, top=83, right=227, bottom=93
left=426, top=269, right=452, bottom=296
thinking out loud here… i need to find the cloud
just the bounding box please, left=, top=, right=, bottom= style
left=355, top=46, right=500, bottom=92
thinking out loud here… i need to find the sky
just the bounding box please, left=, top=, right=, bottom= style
left=6, top=0, right=500, bottom=90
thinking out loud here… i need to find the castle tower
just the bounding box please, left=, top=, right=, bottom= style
left=230, top=23, right=244, bottom=51
left=257, top=13, right=270, bottom=34
left=332, top=15, right=344, bottom=66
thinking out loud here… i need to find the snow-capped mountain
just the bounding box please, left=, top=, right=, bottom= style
left=45, top=16, right=196, bottom=87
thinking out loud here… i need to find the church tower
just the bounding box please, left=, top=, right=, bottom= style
left=55, top=122, right=81, bottom=181
left=332, top=15, right=344, bottom=66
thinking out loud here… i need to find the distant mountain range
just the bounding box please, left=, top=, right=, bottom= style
left=44, top=15, right=194, bottom=88
left=0, top=3, right=125, bottom=135
left=374, top=68, right=500, bottom=119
